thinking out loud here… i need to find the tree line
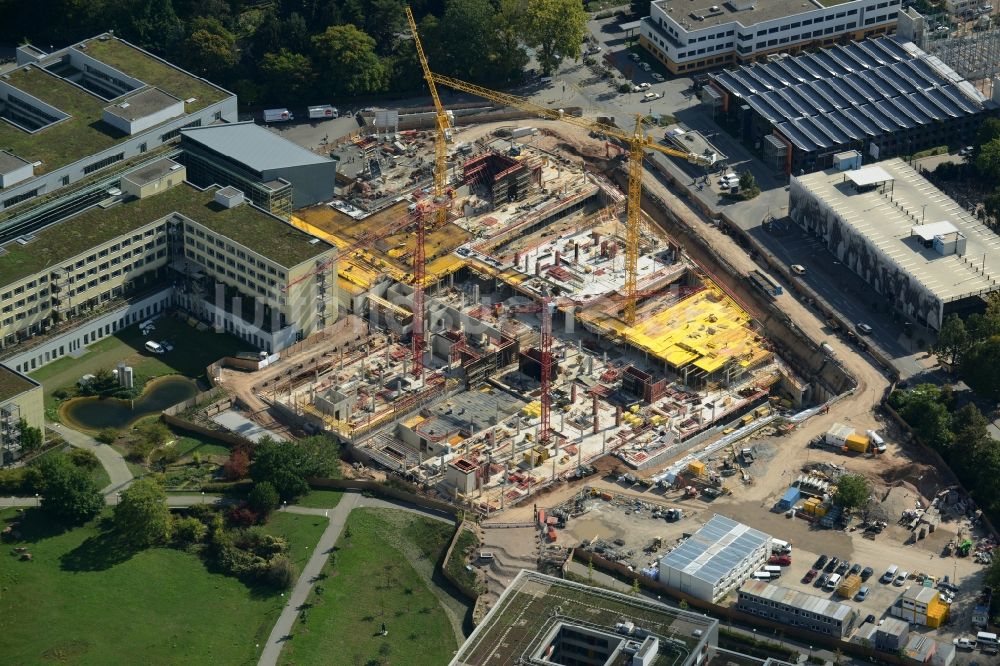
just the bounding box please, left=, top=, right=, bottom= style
left=0, top=0, right=588, bottom=107
left=888, top=384, right=1000, bottom=525
left=934, top=293, right=1000, bottom=399
left=932, top=118, right=1000, bottom=224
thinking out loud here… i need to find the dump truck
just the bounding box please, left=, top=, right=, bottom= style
left=837, top=573, right=862, bottom=598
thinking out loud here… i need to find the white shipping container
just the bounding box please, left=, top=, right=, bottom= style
left=308, top=105, right=339, bottom=119
left=825, top=423, right=854, bottom=447
left=264, top=108, right=293, bottom=123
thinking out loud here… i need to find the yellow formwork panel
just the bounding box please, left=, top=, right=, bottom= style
left=580, top=288, right=770, bottom=373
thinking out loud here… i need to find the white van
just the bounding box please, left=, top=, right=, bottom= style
left=824, top=573, right=842, bottom=591
left=763, top=565, right=782, bottom=578
left=978, top=631, right=998, bottom=654
left=881, top=565, right=898, bottom=583
left=751, top=571, right=771, bottom=581
left=144, top=340, right=164, bottom=354
left=771, top=539, right=792, bottom=554
left=893, top=570, right=909, bottom=586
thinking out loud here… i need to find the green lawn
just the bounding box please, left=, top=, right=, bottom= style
left=278, top=509, right=459, bottom=666
left=294, top=489, right=344, bottom=509
left=262, top=512, right=328, bottom=570
left=0, top=507, right=326, bottom=665
left=31, top=315, right=249, bottom=412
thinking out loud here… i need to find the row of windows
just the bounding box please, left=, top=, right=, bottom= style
left=82, top=152, right=125, bottom=175
left=739, top=595, right=844, bottom=624
left=184, top=249, right=277, bottom=299
left=678, top=41, right=735, bottom=58
left=2, top=188, right=39, bottom=208
left=83, top=64, right=134, bottom=94
left=184, top=223, right=286, bottom=278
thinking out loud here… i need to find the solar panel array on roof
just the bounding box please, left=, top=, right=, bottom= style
left=709, top=38, right=988, bottom=152
left=659, top=514, right=771, bottom=587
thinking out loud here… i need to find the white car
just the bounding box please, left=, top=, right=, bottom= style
left=652, top=73, right=665, bottom=82
left=637, top=82, right=651, bottom=90
left=642, top=91, right=662, bottom=101
left=953, top=637, right=976, bottom=650
left=629, top=53, right=641, bottom=62
left=640, top=62, right=652, bottom=72
left=791, top=264, right=806, bottom=275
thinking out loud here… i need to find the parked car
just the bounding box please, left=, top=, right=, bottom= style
left=857, top=323, right=873, bottom=335
left=815, top=573, right=830, bottom=588
left=629, top=53, right=642, bottom=62
left=642, top=91, right=662, bottom=101
left=849, top=563, right=862, bottom=576
left=814, top=554, right=829, bottom=569
left=768, top=554, right=792, bottom=566
left=825, top=557, right=839, bottom=573
left=803, top=569, right=818, bottom=583
left=637, top=82, right=652, bottom=90
left=835, top=561, right=850, bottom=575
left=894, top=571, right=909, bottom=586
left=640, top=62, right=652, bottom=72
left=856, top=586, right=870, bottom=601
left=791, top=264, right=806, bottom=275
left=652, top=73, right=665, bottom=82
left=860, top=567, right=874, bottom=581
left=960, top=146, right=975, bottom=157
left=953, top=637, right=976, bottom=650
left=865, top=614, right=876, bottom=625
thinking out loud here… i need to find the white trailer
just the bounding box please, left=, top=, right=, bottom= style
left=264, top=108, right=293, bottom=123
left=308, top=105, right=339, bottom=120
left=825, top=423, right=854, bottom=447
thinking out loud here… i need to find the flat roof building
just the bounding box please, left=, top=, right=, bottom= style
left=737, top=580, right=858, bottom=637
left=180, top=122, right=338, bottom=215
left=788, top=157, right=1000, bottom=329
left=0, top=34, right=235, bottom=219
left=704, top=37, right=992, bottom=174
left=658, top=514, right=771, bottom=601
left=640, top=0, right=900, bottom=75
left=451, top=570, right=719, bottom=666
left=0, top=176, right=337, bottom=367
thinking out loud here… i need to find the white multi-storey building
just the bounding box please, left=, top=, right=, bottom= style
left=639, top=0, right=901, bottom=74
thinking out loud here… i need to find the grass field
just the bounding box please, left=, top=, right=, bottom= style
left=278, top=508, right=460, bottom=666
left=0, top=507, right=326, bottom=665
left=294, top=489, right=343, bottom=509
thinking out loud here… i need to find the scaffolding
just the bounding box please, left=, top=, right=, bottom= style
left=926, top=24, right=1000, bottom=91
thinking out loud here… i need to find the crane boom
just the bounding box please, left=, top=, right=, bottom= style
left=427, top=71, right=712, bottom=325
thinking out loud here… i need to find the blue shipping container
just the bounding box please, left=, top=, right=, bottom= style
left=777, top=486, right=801, bottom=509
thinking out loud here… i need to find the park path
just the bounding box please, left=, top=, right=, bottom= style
left=48, top=422, right=134, bottom=496
left=257, top=491, right=456, bottom=666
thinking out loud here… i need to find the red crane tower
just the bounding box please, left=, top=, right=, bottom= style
left=411, top=208, right=426, bottom=378
left=506, top=297, right=554, bottom=447
left=539, top=296, right=553, bottom=447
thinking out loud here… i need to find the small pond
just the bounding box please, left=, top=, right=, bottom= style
left=60, top=375, right=198, bottom=431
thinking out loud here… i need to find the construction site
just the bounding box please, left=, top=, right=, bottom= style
left=221, top=9, right=819, bottom=516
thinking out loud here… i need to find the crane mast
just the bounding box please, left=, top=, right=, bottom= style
left=539, top=297, right=553, bottom=447
left=405, top=6, right=452, bottom=378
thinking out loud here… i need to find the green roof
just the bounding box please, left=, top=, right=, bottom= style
left=0, top=182, right=331, bottom=286
left=81, top=38, right=227, bottom=113
left=0, top=364, right=37, bottom=402
left=0, top=36, right=228, bottom=175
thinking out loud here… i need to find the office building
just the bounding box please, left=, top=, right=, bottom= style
left=640, top=0, right=900, bottom=75
left=180, top=122, right=338, bottom=216
left=451, top=570, right=719, bottom=666
left=737, top=580, right=858, bottom=637
left=0, top=163, right=337, bottom=370
left=658, top=514, right=771, bottom=601
left=703, top=37, right=992, bottom=174
left=0, top=364, right=43, bottom=463
left=0, top=33, right=236, bottom=219
left=788, top=157, right=1000, bottom=330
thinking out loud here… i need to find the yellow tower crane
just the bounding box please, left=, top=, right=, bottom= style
left=405, top=7, right=714, bottom=325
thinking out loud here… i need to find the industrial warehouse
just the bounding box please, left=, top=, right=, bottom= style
left=788, top=156, right=1000, bottom=329
left=702, top=37, right=996, bottom=174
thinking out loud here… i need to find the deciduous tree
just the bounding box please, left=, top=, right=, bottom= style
left=114, top=477, right=172, bottom=548
left=934, top=314, right=969, bottom=366
left=834, top=474, right=871, bottom=510
left=975, top=138, right=1000, bottom=184
left=311, top=24, right=388, bottom=96
left=182, top=17, right=239, bottom=78
left=516, top=0, right=588, bottom=75
left=259, top=49, right=316, bottom=103
left=36, top=455, right=104, bottom=525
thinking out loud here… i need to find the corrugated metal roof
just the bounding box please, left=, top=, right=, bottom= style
left=180, top=121, right=333, bottom=172
left=707, top=37, right=988, bottom=155
left=659, top=515, right=770, bottom=587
